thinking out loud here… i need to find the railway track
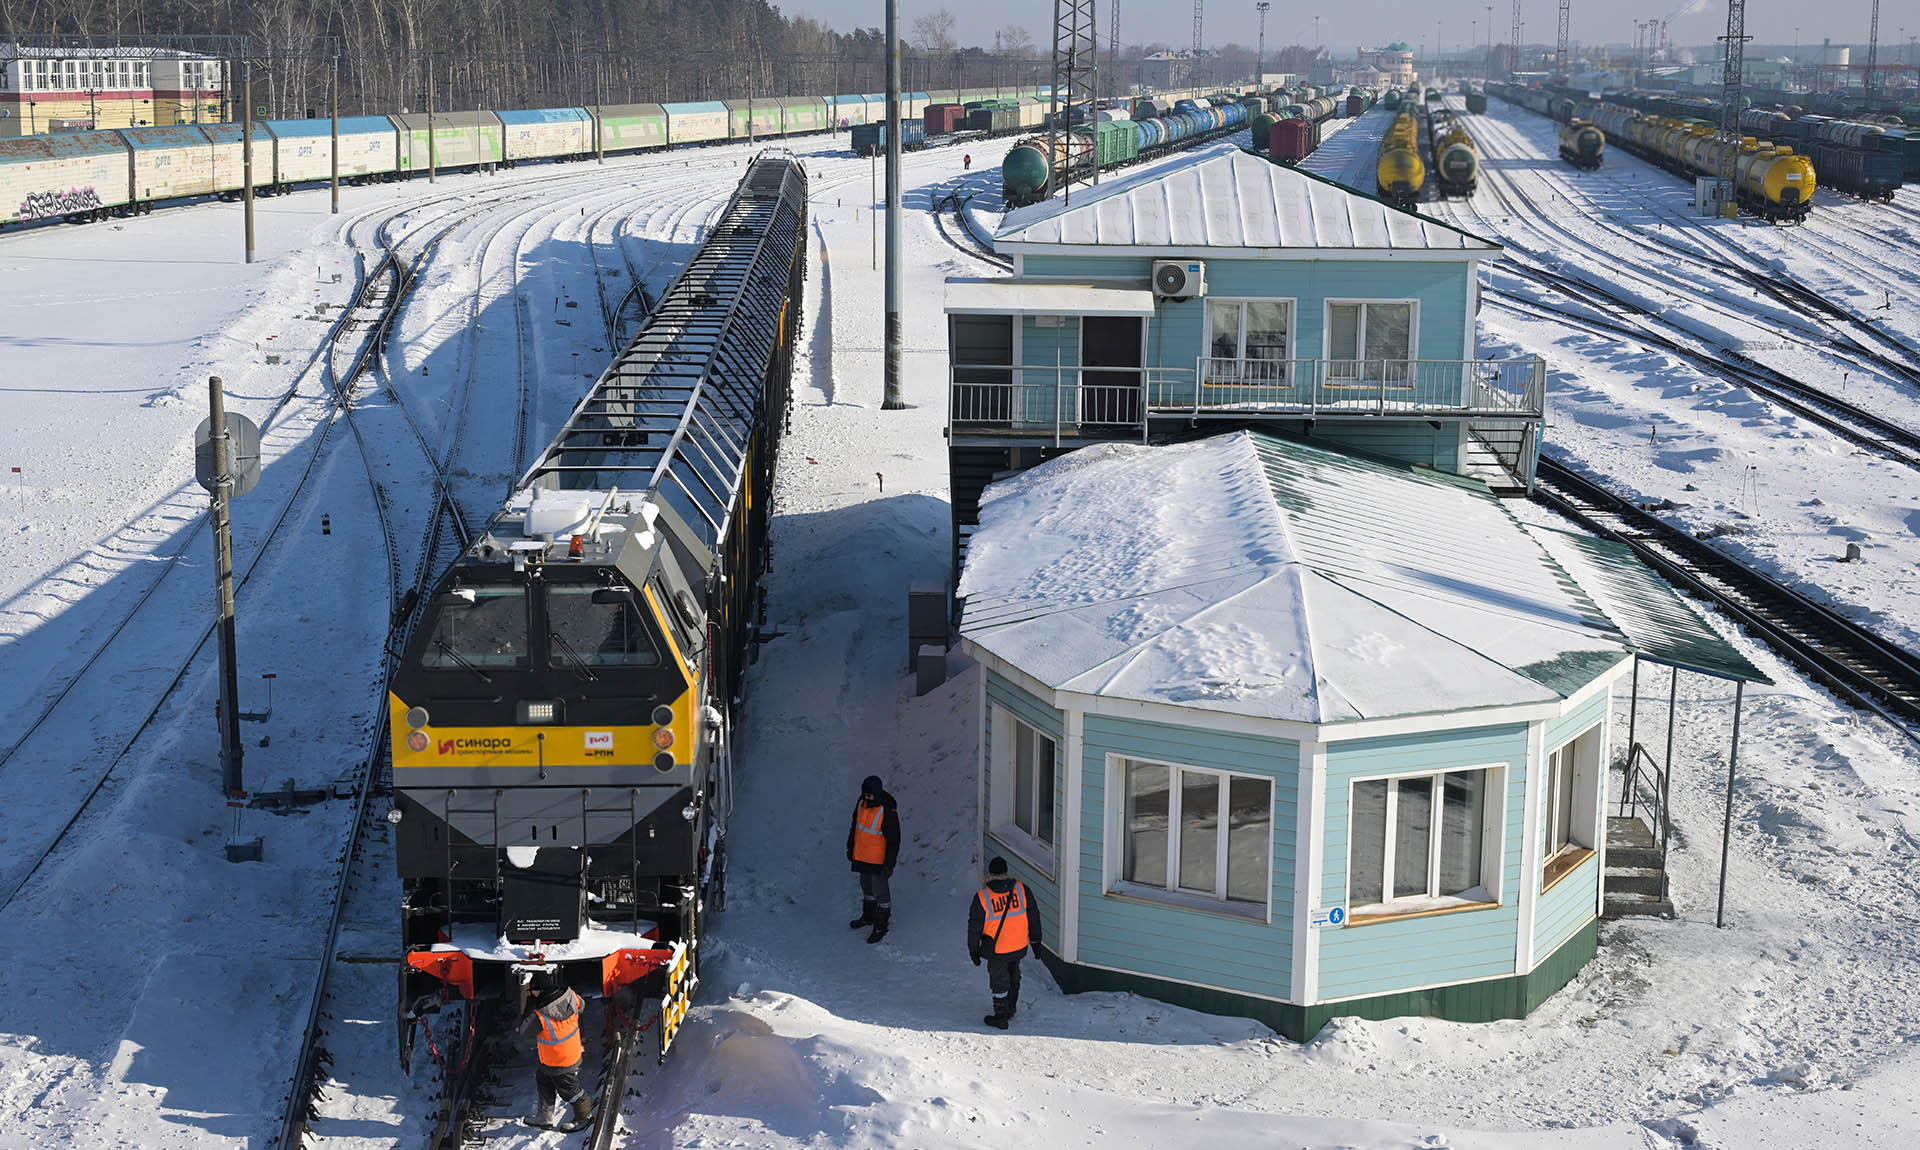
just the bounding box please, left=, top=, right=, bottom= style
left=1534, top=458, right=1920, bottom=743
left=932, top=185, right=1012, bottom=270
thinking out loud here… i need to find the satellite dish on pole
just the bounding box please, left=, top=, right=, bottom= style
left=195, top=413, right=262, bottom=498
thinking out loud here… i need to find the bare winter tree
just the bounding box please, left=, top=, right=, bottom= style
left=911, top=7, right=957, bottom=53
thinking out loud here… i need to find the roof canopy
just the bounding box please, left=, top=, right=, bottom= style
left=945, top=279, right=1156, bottom=317
left=959, top=432, right=1758, bottom=726
left=995, top=144, right=1502, bottom=260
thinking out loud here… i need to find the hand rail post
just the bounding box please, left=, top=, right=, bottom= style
left=1622, top=656, right=1640, bottom=817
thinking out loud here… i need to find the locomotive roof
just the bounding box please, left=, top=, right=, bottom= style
left=996, top=145, right=1500, bottom=260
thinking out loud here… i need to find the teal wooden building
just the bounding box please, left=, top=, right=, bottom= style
left=945, top=149, right=1764, bottom=1037
left=955, top=431, right=1762, bottom=1039
left=945, top=146, right=1544, bottom=577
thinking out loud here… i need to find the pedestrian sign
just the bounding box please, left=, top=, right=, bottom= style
left=256, top=105, right=268, bottom=117
left=1309, top=906, right=1346, bottom=929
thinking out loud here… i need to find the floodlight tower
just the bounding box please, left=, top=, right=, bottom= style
left=1510, top=0, right=1522, bottom=77
left=1256, top=2, right=1271, bottom=88
left=1050, top=0, right=1097, bottom=202
left=1109, top=0, right=1120, bottom=101
left=1193, top=0, right=1205, bottom=88
left=1716, top=0, right=1749, bottom=204
left=1866, top=0, right=1880, bottom=96
left=1556, top=0, right=1570, bottom=78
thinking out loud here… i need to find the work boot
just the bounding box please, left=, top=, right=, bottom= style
left=558, top=1091, right=593, bottom=1133
left=525, top=1097, right=561, bottom=1127
left=848, top=899, right=875, bottom=929
left=983, top=996, right=1011, bottom=1029
left=865, top=909, right=890, bottom=944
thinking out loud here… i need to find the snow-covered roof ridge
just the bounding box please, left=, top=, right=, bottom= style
left=959, top=432, right=1634, bottom=724
left=995, top=146, right=1501, bottom=256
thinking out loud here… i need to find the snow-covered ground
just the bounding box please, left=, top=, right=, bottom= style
left=2, top=109, right=1919, bottom=1149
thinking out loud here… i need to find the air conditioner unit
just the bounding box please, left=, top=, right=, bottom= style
left=1151, top=259, right=1206, bottom=300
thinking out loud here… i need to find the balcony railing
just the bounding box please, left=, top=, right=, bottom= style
left=949, top=355, right=1545, bottom=444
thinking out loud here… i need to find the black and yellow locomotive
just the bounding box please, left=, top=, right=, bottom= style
left=389, top=152, right=806, bottom=1067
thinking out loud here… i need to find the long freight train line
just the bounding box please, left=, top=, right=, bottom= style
left=1534, top=459, right=1920, bottom=743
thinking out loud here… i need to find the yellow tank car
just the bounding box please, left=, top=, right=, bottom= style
left=1738, top=146, right=1814, bottom=220
left=1377, top=146, right=1425, bottom=210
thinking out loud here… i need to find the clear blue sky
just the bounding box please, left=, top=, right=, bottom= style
left=775, top=1, right=1888, bottom=59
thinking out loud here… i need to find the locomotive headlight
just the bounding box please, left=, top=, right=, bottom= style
left=651, top=705, right=674, bottom=727
left=405, top=731, right=429, bottom=753
left=652, top=727, right=675, bottom=750
left=519, top=700, right=557, bottom=724
left=385, top=808, right=404, bottom=825
left=405, top=706, right=429, bottom=730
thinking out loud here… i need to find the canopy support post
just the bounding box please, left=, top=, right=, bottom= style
left=1715, top=680, right=1745, bottom=928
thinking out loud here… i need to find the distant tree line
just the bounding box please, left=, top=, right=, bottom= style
left=0, top=0, right=1321, bottom=119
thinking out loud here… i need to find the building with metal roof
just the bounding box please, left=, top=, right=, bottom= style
left=944, top=144, right=1545, bottom=585
left=955, top=430, right=1765, bottom=1038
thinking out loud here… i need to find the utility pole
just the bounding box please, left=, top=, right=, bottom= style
left=1510, top=0, right=1522, bottom=78
left=882, top=0, right=904, bottom=410
left=1192, top=0, right=1205, bottom=89
left=1110, top=0, right=1120, bottom=102
left=1556, top=0, right=1570, bottom=78
left=1256, top=2, right=1270, bottom=88
left=329, top=54, right=340, bottom=214
left=427, top=52, right=437, bottom=184
left=207, top=376, right=244, bottom=800
left=242, top=63, right=255, bottom=264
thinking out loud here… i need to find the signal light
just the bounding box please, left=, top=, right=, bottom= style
left=651, top=705, right=674, bottom=727
left=652, top=727, right=674, bottom=749
left=569, top=534, right=585, bottom=558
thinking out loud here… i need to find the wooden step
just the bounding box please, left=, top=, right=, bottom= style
left=1604, top=866, right=1666, bottom=898
left=1604, top=892, right=1676, bottom=920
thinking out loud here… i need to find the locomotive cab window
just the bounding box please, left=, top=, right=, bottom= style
left=545, top=585, right=661, bottom=667
left=422, top=586, right=528, bottom=668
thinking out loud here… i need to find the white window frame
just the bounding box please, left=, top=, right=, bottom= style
left=988, top=705, right=1056, bottom=874
left=1345, top=764, right=1506, bottom=918
left=1542, top=724, right=1602, bottom=887
left=1106, top=755, right=1274, bottom=921
left=1204, top=297, right=1297, bottom=364
left=1322, top=298, right=1420, bottom=384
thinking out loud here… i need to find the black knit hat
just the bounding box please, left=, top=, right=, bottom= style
left=988, top=856, right=1008, bottom=875
left=861, top=775, right=884, bottom=796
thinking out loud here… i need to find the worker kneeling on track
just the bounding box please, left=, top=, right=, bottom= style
left=521, top=974, right=593, bottom=1132
left=968, top=856, right=1041, bottom=1029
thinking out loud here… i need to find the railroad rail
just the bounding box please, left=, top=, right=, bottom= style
left=1534, top=459, right=1920, bottom=742
left=933, top=186, right=1013, bottom=270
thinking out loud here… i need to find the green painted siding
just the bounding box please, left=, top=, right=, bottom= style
left=1533, top=853, right=1599, bottom=963
left=983, top=672, right=1064, bottom=939
left=1041, top=919, right=1598, bottom=1041
left=1077, top=714, right=1298, bottom=997
left=1319, top=723, right=1529, bottom=1001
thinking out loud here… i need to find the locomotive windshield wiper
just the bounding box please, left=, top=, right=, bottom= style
left=547, top=630, right=600, bottom=682
left=433, top=640, right=493, bottom=684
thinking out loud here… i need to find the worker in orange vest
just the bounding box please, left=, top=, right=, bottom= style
left=968, top=856, right=1041, bottom=1029
left=518, top=973, right=592, bottom=1131
left=846, top=774, right=901, bottom=943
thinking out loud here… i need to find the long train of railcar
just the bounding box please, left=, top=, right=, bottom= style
left=1427, top=105, right=1479, bottom=197
left=1375, top=109, right=1425, bottom=210
left=0, top=82, right=1251, bottom=231
left=1000, top=96, right=1252, bottom=208
left=388, top=151, right=806, bottom=1071
left=1581, top=101, right=1815, bottom=223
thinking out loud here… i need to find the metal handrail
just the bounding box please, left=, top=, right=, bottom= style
left=1619, top=740, right=1671, bottom=861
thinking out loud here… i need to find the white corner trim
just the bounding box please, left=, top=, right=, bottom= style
left=1293, top=740, right=1326, bottom=1004
left=1062, top=707, right=1085, bottom=963
left=1594, top=687, right=1615, bottom=922
left=1515, top=719, right=1545, bottom=974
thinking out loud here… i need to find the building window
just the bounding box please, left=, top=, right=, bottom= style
left=1116, top=759, right=1271, bottom=910
left=1348, top=768, right=1495, bottom=916
left=1205, top=299, right=1293, bottom=380
left=1327, top=301, right=1415, bottom=382
left=990, top=707, right=1057, bottom=869
left=1543, top=724, right=1601, bottom=889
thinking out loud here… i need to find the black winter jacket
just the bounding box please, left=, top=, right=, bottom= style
left=846, top=789, right=901, bottom=874
left=967, top=875, right=1041, bottom=960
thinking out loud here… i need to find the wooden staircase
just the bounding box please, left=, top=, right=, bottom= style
left=1603, top=815, right=1675, bottom=920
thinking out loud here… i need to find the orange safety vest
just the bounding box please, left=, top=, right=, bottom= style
left=534, top=994, right=583, bottom=1068
left=978, top=882, right=1030, bottom=954
left=851, top=800, right=888, bottom=865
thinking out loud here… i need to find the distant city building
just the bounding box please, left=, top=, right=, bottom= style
left=0, top=45, right=224, bottom=136
left=1357, top=43, right=1416, bottom=85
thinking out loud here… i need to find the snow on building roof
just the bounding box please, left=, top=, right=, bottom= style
left=994, top=145, right=1501, bottom=260
left=958, top=432, right=1639, bottom=725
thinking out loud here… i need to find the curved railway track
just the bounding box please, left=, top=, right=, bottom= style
left=932, top=184, right=1013, bottom=270
left=1534, top=458, right=1920, bottom=743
